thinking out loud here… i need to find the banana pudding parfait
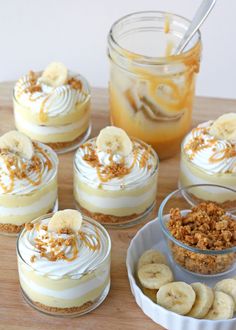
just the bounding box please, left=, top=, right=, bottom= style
left=74, top=126, right=159, bottom=227
left=13, top=62, right=91, bottom=153
left=17, top=209, right=111, bottom=316
left=180, top=113, right=236, bottom=203
left=0, top=131, right=58, bottom=235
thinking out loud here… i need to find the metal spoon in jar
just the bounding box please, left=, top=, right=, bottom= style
left=174, top=0, right=216, bottom=55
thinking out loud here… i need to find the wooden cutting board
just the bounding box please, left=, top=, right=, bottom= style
left=0, top=81, right=235, bottom=330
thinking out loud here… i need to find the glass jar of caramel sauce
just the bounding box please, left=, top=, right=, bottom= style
left=108, top=11, right=201, bottom=159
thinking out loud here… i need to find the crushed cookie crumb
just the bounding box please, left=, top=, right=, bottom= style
left=167, top=202, right=236, bottom=274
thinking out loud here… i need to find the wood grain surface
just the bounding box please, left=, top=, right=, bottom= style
left=0, top=81, right=235, bottom=330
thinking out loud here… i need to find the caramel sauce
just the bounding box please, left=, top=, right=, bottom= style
left=0, top=143, right=52, bottom=193
left=18, top=71, right=84, bottom=123
left=164, top=14, right=170, bottom=34
left=29, top=223, right=101, bottom=263
left=81, top=141, right=150, bottom=183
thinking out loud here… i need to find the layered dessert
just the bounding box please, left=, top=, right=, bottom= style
left=180, top=113, right=236, bottom=203
left=13, top=62, right=91, bottom=153
left=108, top=12, right=201, bottom=159
left=17, top=209, right=111, bottom=316
left=0, top=131, right=58, bottom=235
left=74, top=126, right=158, bottom=227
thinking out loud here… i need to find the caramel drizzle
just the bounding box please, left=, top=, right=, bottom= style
left=82, top=142, right=151, bottom=183
left=26, top=223, right=101, bottom=263
left=185, top=129, right=236, bottom=168
left=18, top=71, right=84, bottom=123
left=0, top=143, right=52, bottom=193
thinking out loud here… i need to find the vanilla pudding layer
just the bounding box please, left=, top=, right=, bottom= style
left=14, top=110, right=90, bottom=143
left=0, top=179, right=57, bottom=225
left=74, top=173, right=157, bottom=216
left=18, top=260, right=110, bottom=308
left=17, top=217, right=111, bottom=311
left=180, top=155, right=236, bottom=203
left=74, top=138, right=158, bottom=219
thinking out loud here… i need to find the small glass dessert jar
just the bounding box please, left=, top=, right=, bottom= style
left=180, top=113, right=236, bottom=202
left=0, top=131, right=58, bottom=235
left=73, top=126, right=159, bottom=228
left=17, top=210, right=111, bottom=317
left=107, top=11, right=202, bottom=159
left=13, top=62, right=91, bottom=154
left=159, top=185, right=236, bottom=276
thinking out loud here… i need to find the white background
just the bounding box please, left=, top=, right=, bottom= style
left=0, top=0, right=235, bottom=99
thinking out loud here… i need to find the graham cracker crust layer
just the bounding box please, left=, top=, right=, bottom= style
left=0, top=223, right=23, bottom=234
left=47, top=129, right=89, bottom=152
left=0, top=207, right=55, bottom=235
left=33, top=300, right=93, bottom=314
left=78, top=204, right=145, bottom=225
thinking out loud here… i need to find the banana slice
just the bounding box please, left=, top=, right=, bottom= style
left=96, top=126, right=133, bottom=157
left=137, top=249, right=168, bottom=269
left=205, top=291, right=234, bottom=320
left=142, top=286, right=158, bottom=302
left=40, top=62, right=68, bottom=87
left=156, top=282, right=196, bottom=315
left=209, top=113, right=236, bottom=141
left=0, top=131, right=34, bottom=159
left=137, top=263, right=173, bottom=290
left=187, top=283, right=214, bottom=318
left=48, top=209, right=82, bottom=233
left=215, top=278, right=236, bottom=310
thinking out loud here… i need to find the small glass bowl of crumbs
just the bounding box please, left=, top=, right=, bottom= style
left=159, top=184, right=236, bottom=276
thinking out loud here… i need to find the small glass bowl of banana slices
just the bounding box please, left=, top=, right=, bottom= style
left=126, top=213, right=236, bottom=330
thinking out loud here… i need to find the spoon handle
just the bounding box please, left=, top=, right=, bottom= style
left=175, top=0, right=216, bottom=55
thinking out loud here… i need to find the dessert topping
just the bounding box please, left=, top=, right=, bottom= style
left=96, top=126, right=133, bottom=157
left=48, top=209, right=82, bottom=233
left=0, top=131, right=34, bottom=160
left=209, top=113, right=236, bottom=141
left=40, top=62, right=68, bottom=87
left=168, top=202, right=236, bottom=250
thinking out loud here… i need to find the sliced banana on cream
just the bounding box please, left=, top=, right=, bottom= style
left=48, top=209, right=82, bottom=233
left=0, top=130, right=34, bottom=159
left=205, top=291, right=234, bottom=320
left=137, top=250, right=168, bottom=269
left=96, top=126, right=133, bottom=157
left=156, top=281, right=196, bottom=315
left=187, top=283, right=214, bottom=318
left=137, top=263, right=173, bottom=290
left=209, top=113, right=236, bottom=141
left=40, top=62, right=68, bottom=87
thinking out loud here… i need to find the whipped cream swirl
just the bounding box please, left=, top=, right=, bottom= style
left=14, top=72, right=89, bottom=118
left=183, top=121, right=236, bottom=174
left=75, top=139, right=158, bottom=190
left=18, top=218, right=110, bottom=279
left=0, top=142, right=58, bottom=194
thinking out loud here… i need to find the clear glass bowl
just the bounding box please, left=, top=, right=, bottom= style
left=158, top=184, right=236, bottom=276
left=17, top=213, right=111, bottom=317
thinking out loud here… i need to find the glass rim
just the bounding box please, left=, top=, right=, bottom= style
left=158, top=184, right=236, bottom=255
left=13, top=71, right=91, bottom=106
left=16, top=212, right=111, bottom=276
left=108, top=10, right=202, bottom=66
left=181, top=132, right=236, bottom=176
left=73, top=136, right=159, bottom=188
